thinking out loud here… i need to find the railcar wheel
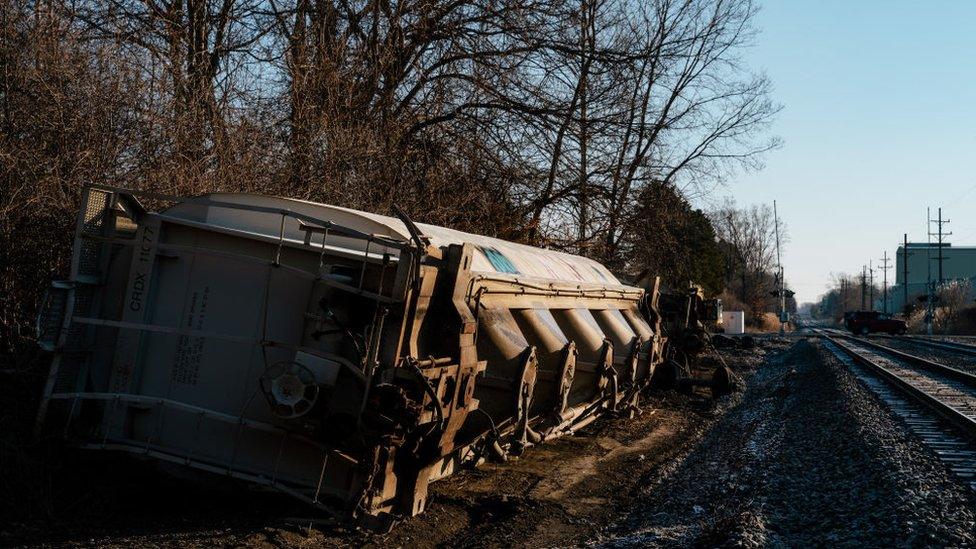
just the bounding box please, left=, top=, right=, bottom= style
left=651, top=359, right=684, bottom=390
left=710, top=365, right=736, bottom=398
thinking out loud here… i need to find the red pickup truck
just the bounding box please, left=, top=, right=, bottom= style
left=843, top=311, right=907, bottom=335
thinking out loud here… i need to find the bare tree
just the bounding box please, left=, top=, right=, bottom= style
left=626, top=1, right=779, bottom=231
left=2, top=0, right=779, bottom=356
left=815, top=274, right=867, bottom=321
left=711, top=199, right=782, bottom=320
left=262, top=0, right=779, bottom=255
left=67, top=0, right=273, bottom=184
left=526, top=0, right=780, bottom=263
left=2, top=1, right=782, bottom=518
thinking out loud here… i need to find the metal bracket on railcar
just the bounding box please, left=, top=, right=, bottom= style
left=552, top=342, right=577, bottom=422
left=511, top=347, right=541, bottom=455
left=596, top=339, right=620, bottom=411
left=615, top=338, right=644, bottom=417
left=392, top=205, right=431, bottom=293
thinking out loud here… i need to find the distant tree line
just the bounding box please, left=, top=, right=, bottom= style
left=813, top=274, right=873, bottom=321
left=1, top=0, right=780, bottom=358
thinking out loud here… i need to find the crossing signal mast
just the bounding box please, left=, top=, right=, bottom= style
left=771, top=200, right=793, bottom=334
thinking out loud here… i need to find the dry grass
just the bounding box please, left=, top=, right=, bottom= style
left=746, top=312, right=791, bottom=334
left=907, top=304, right=976, bottom=335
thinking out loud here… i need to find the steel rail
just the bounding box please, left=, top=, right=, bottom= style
left=844, top=335, right=976, bottom=389
left=892, top=336, right=976, bottom=358
left=823, top=333, right=976, bottom=440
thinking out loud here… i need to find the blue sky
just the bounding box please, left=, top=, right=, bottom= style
left=724, top=1, right=976, bottom=303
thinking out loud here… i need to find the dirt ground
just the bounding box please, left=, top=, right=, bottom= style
left=2, top=342, right=770, bottom=548
left=6, top=335, right=975, bottom=547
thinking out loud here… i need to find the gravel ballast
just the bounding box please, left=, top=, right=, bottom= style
left=598, top=337, right=976, bottom=547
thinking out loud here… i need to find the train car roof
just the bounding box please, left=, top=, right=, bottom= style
left=162, top=192, right=629, bottom=289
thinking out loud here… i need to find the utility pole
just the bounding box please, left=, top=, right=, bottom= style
left=842, top=278, right=848, bottom=313
left=845, top=277, right=851, bottom=311
left=902, top=233, right=910, bottom=315
left=879, top=251, right=891, bottom=314
left=926, top=208, right=933, bottom=335
left=869, top=259, right=875, bottom=311
left=860, top=265, right=867, bottom=310
left=925, top=207, right=952, bottom=335
left=929, top=207, right=951, bottom=286
left=773, top=200, right=786, bottom=335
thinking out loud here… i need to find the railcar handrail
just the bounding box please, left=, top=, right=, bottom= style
left=468, top=273, right=644, bottom=300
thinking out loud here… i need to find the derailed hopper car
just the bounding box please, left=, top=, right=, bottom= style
left=36, top=185, right=696, bottom=529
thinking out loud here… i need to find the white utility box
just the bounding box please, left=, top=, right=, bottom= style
left=721, top=311, right=745, bottom=335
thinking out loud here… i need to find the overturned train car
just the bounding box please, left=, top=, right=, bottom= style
left=37, top=186, right=692, bottom=529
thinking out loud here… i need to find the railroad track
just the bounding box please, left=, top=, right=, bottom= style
left=889, top=335, right=976, bottom=358
left=815, top=328, right=976, bottom=358
left=818, top=331, right=976, bottom=490
left=813, top=327, right=976, bottom=357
